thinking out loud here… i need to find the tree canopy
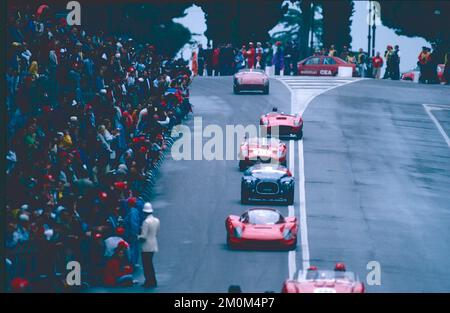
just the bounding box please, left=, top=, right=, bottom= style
left=379, top=0, right=450, bottom=47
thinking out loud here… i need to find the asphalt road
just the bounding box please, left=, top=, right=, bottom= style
left=91, top=76, right=450, bottom=293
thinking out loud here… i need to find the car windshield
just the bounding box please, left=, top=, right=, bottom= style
left=245, top=209, right=284, bottom=224
left=298, top=270, right=356, bottom=282
left=247, top=137, right=279, bottom=147
left=238, top=69, right=265, bottom=74
left=246, top=165, right=288, bottom=178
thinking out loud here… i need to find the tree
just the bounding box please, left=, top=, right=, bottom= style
left=379, top=0, right=450, bottom=48
left=199, top=0, right=287, bottom=47
left=82, top=1, right=192, bottom=56
left=320, top=0, right=354, bottom=51
left=271, top=1, right=323, bottom=52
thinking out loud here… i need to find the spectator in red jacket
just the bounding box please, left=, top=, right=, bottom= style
left=246, top=42, right=256, bottom=69
left=372, top=52, right=384, bottom=79
left=103, top=240, right=134, bottom=287
left=212, top=46, right=220, bottom=76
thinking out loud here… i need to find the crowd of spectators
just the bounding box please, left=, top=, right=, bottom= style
left=6, top=4, right=193, bottom=292
left=192, top=40, right=299, bottom=77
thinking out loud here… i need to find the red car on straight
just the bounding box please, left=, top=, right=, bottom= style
left=233, top=69, right=270, bottom=94
left=225, top=208, right=297, bottom=250
left=238, top=137, right=287, bottom=171
left=297, top=55, right=356, bottom=76
left=282, top=264, right=365, bottom=293
left=260, top=108, right=303, bottom=139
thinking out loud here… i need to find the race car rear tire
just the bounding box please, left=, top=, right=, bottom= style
left=239, top=161, right=247, bottom=171
left=233, top=86, right=240, bottom=94
left=296, top=130, right=303, bottom=140
left=286, top=190, right=294, bottom=205
left=241, top=190, right=250, bottom=204
left=263, top=86, right=269, bottom=95
left=289, top=238, right=298, bottom=250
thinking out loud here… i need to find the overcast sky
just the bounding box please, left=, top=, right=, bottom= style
left=175, top=1, right=429, bottom=72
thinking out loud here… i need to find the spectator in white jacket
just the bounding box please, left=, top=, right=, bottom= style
left=138, top=202, right=160, bottom=288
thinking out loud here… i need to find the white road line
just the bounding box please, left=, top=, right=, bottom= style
left=277, top=76, right=363, bottom=275
left=288, top=139, right=296, bottom=280
left=423, top=103, right=450, bottom=148
left=298, top=139, right=310, bottom=270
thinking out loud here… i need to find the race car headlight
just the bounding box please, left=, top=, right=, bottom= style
left=282, top=180, right=293, bottom=186
left=283, top=228, right=293, bottom=240
left=234, top=226, right=242, bottom=238
left=293, top=119, right=302, bottom=127
left=243, top=178, right=254, bottom=185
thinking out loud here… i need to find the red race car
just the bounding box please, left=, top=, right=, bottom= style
left=260, top=107, right=303, bottom=139
left=238, top=137, right=287, bottom=171
left=297, top=55, right=356, bottom=77
left=233, top=69, right=270, bottom=94
left=401, top=64, right=446, bottom=83
left=282, top=264, right=365, bottom=293
left=225, top=208, right=297, bottom=250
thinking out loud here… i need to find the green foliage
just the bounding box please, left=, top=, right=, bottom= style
left=82, top=2, right=192, bottom=57
left=379, top=0, right=450, bottom=46
left=199, top=0, right=287, bottom=46
left=320, top=0, right=354, bottom=50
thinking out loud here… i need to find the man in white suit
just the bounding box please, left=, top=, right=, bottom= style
left=138, top=202, right=160, bottom=288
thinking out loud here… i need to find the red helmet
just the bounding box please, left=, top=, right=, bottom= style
left=139, top=146, right=148, bottom=153
left=94, top=233, right=103, bottom=239
left=114, top=181, right=128, bottom=190
left=116, top=227, right=126, bottom=236
left=127, top=197, right=137, bottom=207
left=123, top=265, right=133, bottom=275
left=334, top=262, right=346, bottom=272
left=10, top=278, right=30, bottom=292
left=307, top=265, right=318, bottom=271
left=99, top=191, right=108, bottom=201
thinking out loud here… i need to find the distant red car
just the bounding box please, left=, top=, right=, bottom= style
left=233, top=69, right=270, bottom=94
left=226, top=208, right=297, bottom=250
left=297, top=55, right=356, bottom=76
left=238, top=137, right=287, bottom=171
left=282, top=265, right=365, bottom=293
left=260, top=108, right=303, bottom=139
left=401, top=64, right=446, bottom=83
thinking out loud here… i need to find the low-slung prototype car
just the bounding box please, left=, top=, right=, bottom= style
left=260, top=108, right=303, bottom=139
left=225, top=208, right=297, bottom=250
left=238, top=137, right=287, bottom=171
left=241, top=164, right=294, bottom=205
left=401, top=64, right=446, bottom=83
left=281, top=264, right=365, bottom=293
left=233, top=69, right=269, bottom=94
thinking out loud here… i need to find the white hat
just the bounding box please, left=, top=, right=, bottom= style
left=115, top=53, right=121, bottom=58
left=100, top=89, right=107, bottom=94
left=70, top=116, right=78, bottom=122
left=19, top=213, right=30, bottom=222
left=20, top=204, right=29, bottom=211
left=143, top=202, right=153, bottom=214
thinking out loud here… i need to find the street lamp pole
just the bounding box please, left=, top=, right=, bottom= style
left=368, top=0, right=372, bottom=56
left=310, top=2, right=315, bottom=54
left=371, top=1, right=376, bottom=58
